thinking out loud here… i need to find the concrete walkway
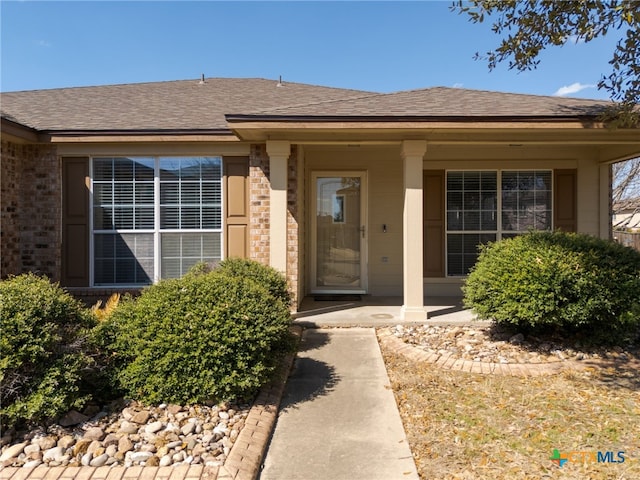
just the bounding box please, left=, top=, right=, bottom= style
left=259, top=328, right=418, bottom=480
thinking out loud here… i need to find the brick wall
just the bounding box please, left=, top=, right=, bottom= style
left=249, top=144, right=271, bottom=265
left=1, top=140, right=61, bottom=280
left=1, top=140, right=21, bottom=276
left=287, top=147, right=300, bottom=306
left=249, top=144, right=301, bottom=307
left=1, top=139, right=303, bottom=306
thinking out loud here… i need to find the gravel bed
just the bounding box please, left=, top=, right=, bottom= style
left=391, top=323, right=639, bottom=364
left=0, top=400, right=251, bottom=468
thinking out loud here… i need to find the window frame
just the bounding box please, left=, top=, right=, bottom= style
left=89, top=156, right=224, bottom=287
left=445, top=169, right=553, bottom=277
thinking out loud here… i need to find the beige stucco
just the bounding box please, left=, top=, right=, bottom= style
left=300, top=141, right=634, bottom=301
left=304, top=145, right=405, bottom=297
left=400, top=140, right=428, bottom=321
left=266, top=140, right=291, bottom=273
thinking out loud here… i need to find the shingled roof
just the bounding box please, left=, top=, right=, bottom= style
left=0, top=77, right=613, bottom=133
left=0, top=78, right=371, bottom=132
left=238, top=86, right=612, bottom=118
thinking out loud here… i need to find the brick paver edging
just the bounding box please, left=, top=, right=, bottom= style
left=0, top=326, right=303, bottom=480
left=377, top=328, right=567, bottom=377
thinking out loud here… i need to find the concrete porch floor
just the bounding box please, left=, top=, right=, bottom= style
left=293, top=296, right=487, bottom=327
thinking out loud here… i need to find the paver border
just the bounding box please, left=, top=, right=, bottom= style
left=377, top=327, right=568, bottom=376
left=0, top=326, right=303, bottom=480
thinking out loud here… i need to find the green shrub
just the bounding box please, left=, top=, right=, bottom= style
left=97, top=265, right=292, bottom=405
left=463, top=231, right=640, bottom=344
left=0, top=273, right=96, bottom=428
left=213, top=258, right=291, bottom=306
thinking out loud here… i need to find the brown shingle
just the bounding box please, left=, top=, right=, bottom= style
left=0, top=78, right=612, bottom=133
left=244, top=86, right=612, bottom=117
left=0, top=78, right=372, bottom=131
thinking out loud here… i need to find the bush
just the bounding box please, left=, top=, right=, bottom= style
left=0, top=273, right=96, bottom=428
left=214, top=258, right=291, bottom=307
left=97, top=263, right=292, bottom=405
left=463, top=231, right=640, bottom=344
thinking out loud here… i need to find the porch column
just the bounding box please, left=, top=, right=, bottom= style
left=266, top=140, right=291, bottom=273
left=401, top=140, right=428, bottom=321
left=599, top=163, right=612, bottom=239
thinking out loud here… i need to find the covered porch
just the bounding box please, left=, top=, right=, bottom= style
left=293, top=295, right=478, bottom=327
left=264, top=140, right=432, bottom=321
left=231, top=116, right=640, bottom=322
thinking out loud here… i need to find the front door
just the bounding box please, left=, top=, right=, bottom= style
left=311, top=172, right=367, bottom=293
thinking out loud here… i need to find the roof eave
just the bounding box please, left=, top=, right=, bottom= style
left=225, top=114, right=603, bottom=123
left=42, top=128, right=234, bottom=136
left=39, top=128, right=241, bottom=143
left=1, top=116, right=41, bottom=143
left=226, top=114, right=618, bottom=142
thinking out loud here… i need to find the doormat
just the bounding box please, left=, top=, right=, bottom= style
left=313, top=294, right=362, bottom=302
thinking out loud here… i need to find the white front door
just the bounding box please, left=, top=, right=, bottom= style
left=311, top=172, right=367, bottom=293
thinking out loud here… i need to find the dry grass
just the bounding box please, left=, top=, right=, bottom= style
left=381, top=348, right=640, bottom=480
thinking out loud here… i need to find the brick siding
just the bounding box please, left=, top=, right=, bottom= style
left=249, top=144, right=301, bottom=307
left=1, top=140, right=61, bottom=280
left=249, top=144, right=271, bottom=266
left=1, top=140, right=303, bottom=307
left=287, top=147, right=300, bottom=306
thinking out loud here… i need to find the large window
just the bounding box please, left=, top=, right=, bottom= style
left=446, top=170, right=552, bottom=276
left=92, top=157, right=222, bottom=285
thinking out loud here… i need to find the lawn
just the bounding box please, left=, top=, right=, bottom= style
left=381, top=347, right=640, bottom=480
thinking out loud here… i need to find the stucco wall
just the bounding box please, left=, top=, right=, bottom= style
left=304, top=143, right=608, bottom=297
left=424, top=143, right=608, bottom=239
left=1, top=140, right=61, bottom=280
left=305, top=145, right=405, bottom=296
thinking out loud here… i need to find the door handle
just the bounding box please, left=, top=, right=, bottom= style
left=360, top=225, right=365, bottom=238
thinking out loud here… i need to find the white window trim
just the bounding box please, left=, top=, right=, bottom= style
left=89, top=156, right=224, bottom=287
left=445, top=169, right=553, bottom=277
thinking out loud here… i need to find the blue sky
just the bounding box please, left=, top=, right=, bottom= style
left=1, top=1, right=624, bottom=99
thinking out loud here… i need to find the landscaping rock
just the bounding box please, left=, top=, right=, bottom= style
left=35, top=436, right=57, bottom=450
left=130, top=451, right=154, bottom=463
left=23, top=444, right=40, bottom=456
left=145, top=421, right=164, bottom=434
left=42, top=446, right=65, bottom=463
left=0, top=442, right=28, bottom=462
left=118, top=436, right=134, bottom=454
left=118, top=421, right=139, bottom=434
left=90, top=453, right=109, bottom=467
left=131, top=410, right=151, bottom=424
left=0, top=399, right=250, bottom=468
left=181, top=422, right=196, bottom=436
left=102, top=433, right=120, bottom=447
left=59, top=410, right=89, bottom=427
left=57, top=435, right=75, bottom=449
left=83, top=427, right=106, bottom=441
left=73, top=439, right=92, bottom=457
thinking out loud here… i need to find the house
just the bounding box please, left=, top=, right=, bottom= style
left=613, top=198, right=640, bottom=230
left=2, top=77, right=639, bottom=319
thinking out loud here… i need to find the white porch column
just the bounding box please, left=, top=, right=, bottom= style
left=266, top=140, right=291, bottom=273
left=599, top=163, right=612, bottom=239
left=401, top=140, right=428, bottom=321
